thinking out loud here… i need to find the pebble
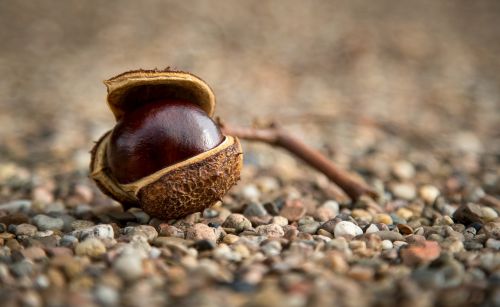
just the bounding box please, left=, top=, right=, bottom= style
left=419, top=185, right=440, bottom=204
left=113, top=254, right=144, bottom=281
left=0, top=200, right=32, bottom=213
left=94, top=285, right=120, bottom=306
left=243, top=203, right=268, bottom=217
left=123, top=225, right=158, bottom=242
left=71, top=220, right=95, bottom=230
left=381, top=240, right=393, bottom=250
left=71, top=224, right=115, bottom=241
left=351, top=209, right=372, bottom=223
left=365, top=224, right=379, bottom=234
left=453, top=203, right=484, bottom=225
left=223, top=234, right=240, bottom=244
left=396, top=208, right=414, bottom=220
left=32, top=215, right=64, bottom=231
left=75, top=238, right=106, bottom=258
left=375, top=231, right=404, bottom=241
left=298, top=221, right=320, bottom=234
left=334, top=221, right=363, bottom=239
left=397, top=224, right=414, bottom=235
left=391, top=183, right=416, bottom=200
left=373, top=214, right=393, bottom=225
left=222, top=214, right=253, bottom=232
left=186, top=223, right=217, bottom=242
left=314, top=200, right=339, bottom=221
left=271, top=216, right=289, bottom=227
left=279, top=199, right=306, bottom=222
left=256, top=224, right=284, bottom=238
left=241, top=184, right=261, bottom=201
left=401, top=240, right=441, bottom=265
left=480, top=207, right=498, bottom=222
left=261, top=240, right=282, bottom=256
left=15, top=223, right=37, bottom=236
left=485, top=238, right=500, bottom=250
left=392, top=160, right=415, bottom=180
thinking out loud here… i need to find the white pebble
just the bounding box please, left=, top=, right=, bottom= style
left=365, top=224, right=379, bottom=234
left=419, top=185, right=440, bottom=204
left=334, top=221, right=363, bottom=239
left=381, top=240, right=393, bottom=250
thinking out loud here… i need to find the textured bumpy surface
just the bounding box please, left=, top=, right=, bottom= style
left=137, top=138, right=242, bottom=220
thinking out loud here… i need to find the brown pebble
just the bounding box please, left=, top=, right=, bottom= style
left=400, top=240, right=441, bottom=265
left=279, top=199, right=306, bottom=222
left=397, top=224, right=414, bottom=235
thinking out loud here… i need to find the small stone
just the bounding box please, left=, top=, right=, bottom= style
left=271, top=216, right=288, bottom=227
left=75, top=238, right=106, bottom=258
left=375, top=231, right=404, bottom=241
left=95, top=285, right=119, bottom=306
left=485, top=238, right=500, bottom=250
left=298, top=221, right=321, bottom=234
left=241, top=184, right=261, bottom=201
left=397, top=224, right=414, bottom=235
left=365, top=224, right=379, bottom=234
left=256, top=176, right=280, bottom=193
left=15, top=223, right=37, bottom=236
left=71, top=220, right=95, bottom=230
left=391, top=183, right=416, bottom=200
left=0, top=213, right=29, bottom=226
left=186, top=223, right=217, bottom=242
left=381, top=240, right=393, bottom=250
left=0, top=200, right=32, bottom=213
left=373, top=214, right=393, bottom=225
left=60, top=235, right=79, bottom=247
left=393, top=241, right=408, bottom=249
left=223, top=234, right=240, bottom=244
left=71, top=224, right=115, bottom=241
left=222, top=214, right=252, bottom=232
left=481, top=207, right=498, bottom=222
left=279, top=199, right=306, bottom=222
left=261, top=240, right=282, bottom=256
left=256, top=224, right=284, bottom=238
left=453, top=203, right=484, bottom=225
left=419, top=185, right=440, bottom=204
left=113, top=254, right=144, bottom=281
left=123, top=225, right=158, bottom=242
left=396, top=208, right=414, bottom=220
left=32, top=215, right=64, bottom=231
left=158, top=224, right=184, bottom=238
left=351, top=209, right=372, bottom=223
left=401, top=240, right=441, bottom=265
left=19, top=247, right=46, bottom=261
left=314, top=200, right=339, bottom=222
left=334, top=221, right=363, bottom=239
left=392, top=160, right=415, bottom=180
left=130, top=210, right=150, bottom=224
left=10, top=259, right=34, bottom=277
left=243, top=203, right=268, bottom=217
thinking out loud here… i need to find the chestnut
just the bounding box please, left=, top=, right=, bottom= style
left=90, top=69, right=243, bottom=220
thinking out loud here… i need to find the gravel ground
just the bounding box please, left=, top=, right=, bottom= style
left=0, top=1, right=499, bottom=306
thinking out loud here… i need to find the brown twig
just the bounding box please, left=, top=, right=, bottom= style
left=219, top=121, right=378, bottom=201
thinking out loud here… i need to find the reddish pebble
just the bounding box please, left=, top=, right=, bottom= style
left=401, top=240, right=441, bottom=265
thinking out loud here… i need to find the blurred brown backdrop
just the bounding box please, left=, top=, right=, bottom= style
left=0, top=0, right=499, bottom=171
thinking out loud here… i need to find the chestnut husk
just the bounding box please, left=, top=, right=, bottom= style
left=89, top=69, right=243, bottom=220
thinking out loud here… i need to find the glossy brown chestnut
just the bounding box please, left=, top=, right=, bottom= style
left=106, top=99, right=224, bottom=184
left=90, top=69, right=243, bottom=220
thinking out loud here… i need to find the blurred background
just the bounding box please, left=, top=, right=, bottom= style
left=0, top=0, right=498, bottom=180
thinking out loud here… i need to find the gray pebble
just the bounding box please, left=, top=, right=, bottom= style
left=243, top=203, right=268, bottom=217
left=15, top=223, right=37, bottom=236
left=0, top=200, right=32, bottom=213
left=32, top=214, right=64, bottom=231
